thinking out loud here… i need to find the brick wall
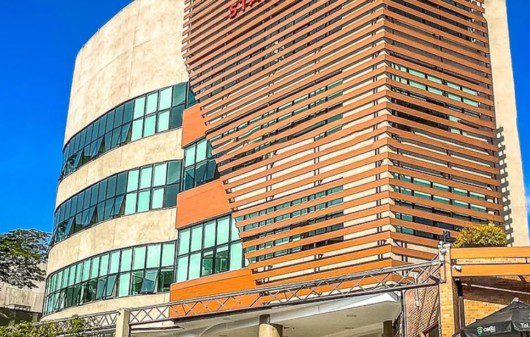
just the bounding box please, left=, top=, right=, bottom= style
left=405, top=285, right=439, bottom=337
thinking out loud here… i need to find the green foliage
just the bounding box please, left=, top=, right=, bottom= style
left=0, top=316, right=91, bottom=337
left=0, top=229, right=49, bottom=289
left=453, top=223, right=507, bottom=248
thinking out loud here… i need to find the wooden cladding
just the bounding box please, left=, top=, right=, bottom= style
left=182, top=0, right=501, bottom=286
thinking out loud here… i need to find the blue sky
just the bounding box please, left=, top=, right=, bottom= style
left=0, top=0, right=528, bottom=234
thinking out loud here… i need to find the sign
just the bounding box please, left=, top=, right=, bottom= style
left=229, top=0, right=264, bottom=19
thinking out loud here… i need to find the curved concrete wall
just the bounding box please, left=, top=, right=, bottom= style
left=45, top=0, right=186, bottom=320
left=47, top=208, right=177, bottom=275
left=56, top=129, right=183, bottom=206
left=64, top=0, right=187, bottom=144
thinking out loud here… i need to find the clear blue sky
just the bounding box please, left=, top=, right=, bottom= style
left=0, top=0, right=528, bottom=234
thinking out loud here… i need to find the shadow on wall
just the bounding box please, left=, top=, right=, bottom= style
left=496, top=127, right=515, bottom=245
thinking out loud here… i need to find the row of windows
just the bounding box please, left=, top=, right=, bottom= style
left=392, top=173, right=489, bottom=213
left=236, top=186, right=344, bottom=232
left=395, top=212, right=461, bottom=241
left=60, top=83, right=195, bottom=180
left=53, top=138, right=220, bottom=246
left=183, top=139, right=219, bottom=190
left=395, top=200, right=489, bottom=225
left=44, top=241, right=177, bottom=315
left=176, top=216, right=245, bottom=282
left=53, top=161, right=183, bottom=244
left=391, top=64, right=480, bottom=108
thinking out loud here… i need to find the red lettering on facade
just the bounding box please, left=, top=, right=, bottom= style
left=229, top=0, right=264, bottom=19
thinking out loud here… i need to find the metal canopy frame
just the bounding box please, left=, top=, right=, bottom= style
left=40, top=248, right=446, bottom=334
left=129, top=252, right=445, bottom=326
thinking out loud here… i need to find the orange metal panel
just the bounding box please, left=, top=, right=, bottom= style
left=176, top=179, right=231, bottom=229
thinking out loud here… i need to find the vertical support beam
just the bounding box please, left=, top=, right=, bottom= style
left=439, top=245, right=459, bottom=337
left=382, top=320, right=393, bottom=337
left=259, top=315, right=283, bottom=337
left=115, top=309, right=131, bottom=337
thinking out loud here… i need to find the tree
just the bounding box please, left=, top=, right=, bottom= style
left=0, top=316, right=91, bottom=337
left=0, top=229, right=49, bottom=289
left=453, top=223, right=507, bottom=248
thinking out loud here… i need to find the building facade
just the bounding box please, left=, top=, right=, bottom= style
left=44, top=0, right=528, bottom=336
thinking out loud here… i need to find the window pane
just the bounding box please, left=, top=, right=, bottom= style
left=127, top=170, right=139, bottom=192
left=120, top=249, right=133, bottom=272
left=152, top=188, right=164, bottom=209
left=141, top=270, right=158, bottom=294
left=146, top=245, right=161, bottom=269
left=158, top=268, right=174, bottom=292
left=191, top=226, right=203, bottom=252
left=82, top=260, right=91, bottom=281
left=132, top=271, right=144, bottom=295
left=178, top=229, right=190, bottom=255
left=231, top=221, right=239, bottom=241
left=125, top=192, right=137, bottom=215
left=164, top=184, right=179, bottom=208
left=196, top=139, right=207, bottom=162
left=167, top=161, right=182, bottom=184
left=159, top=88, right=172, bottom=110
left=118, top=273, right=131, bottom=297
left=204, top=221, right=216, bottom=248
left=157, top=110, right=170, bottom=132
left=153, top=164, right=167, bottom=187
left=90, top=257, right=100, bottom=279
left=146, top=92, right=158, bottom=114
left=184, top=146, right=196, bottom=167
left=131, top=120, right=143, bottom=141
left=75, top=263, right=83, bottom=283
left=140, top=167, right=153, bottom=189
left=202, top=250, right=214, bottom=277
left=109, top=251, right=120, bottom=274
left=217, top=217, right=230, bottom=245
left=144, top=115, right=156, bottom=137
left=105, top=275, right=117, bottom=298
left=215, top=245, right=229, bottom=274
left=99, top=254, right=109, bottom=277
left=189, top=253, right=201, bottom=280
left=133, top=246, right=146, bottom=270
left=116, top=173, right=128, bottom=196
left=161, top=243, right=175, bottom=267
left=176, top=256, right=189, bottom=282
left=230, top=242, right=243, bottom=271
left=134, top=97, right=145, bottom=119
left=137, top=190, right=151, bottom=212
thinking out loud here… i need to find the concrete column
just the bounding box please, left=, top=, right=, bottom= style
left=115, top=309, right=131, bottom=337
left=259, top=315, right=283, bottom=337
left=382, top=320, right=393, bottom=337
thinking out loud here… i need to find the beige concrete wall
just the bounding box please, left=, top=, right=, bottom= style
left=47, top=208, right=177, bottom=275
left=56, top=129, right=183, bottom=206
left=484, top=0, right=529, bottom=246
left=0, top=280, right=45, bottom=313
left=64, top=0, right=188, bottom=144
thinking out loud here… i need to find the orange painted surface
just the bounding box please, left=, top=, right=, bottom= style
left=170, top=268, right=256, bottom=301
left=181, top=104, right=207, bottom=147
left=169, top=268, right=258, bottom=318
left=176, top=179, right=231, bottom=229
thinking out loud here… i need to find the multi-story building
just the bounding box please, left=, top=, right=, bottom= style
left=43, top=0, right=528, bottom=336
left=0, top=280, right=44, bottom=326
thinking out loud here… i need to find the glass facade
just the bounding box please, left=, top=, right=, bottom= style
left=176, top=216, right=245, bottom=282
left=60, top=83, right=194, bottom=180
left=52, top=161, right=183, bottom=244
left=183, top=138, right=219, bottom=190
left=44, top=241, right=177, bottom=315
